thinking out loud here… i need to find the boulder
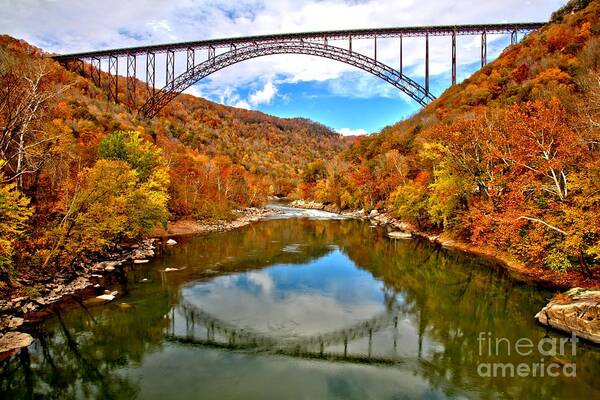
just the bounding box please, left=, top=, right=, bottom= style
left=535, top=288, right=600, bottom=344
left=164, top=267, right=186, bottom=272
left=132, top=248, right=154, bottom=260
left=94, top=291, right=118, bottom=303
left=94, top=260, right=121, bottom=272
left=133, top=259, right=150, bottom=264
left=0, top=332, right=33, bottom=353
left=166, top=238, right=178, bottom=246
left=387, top=231, right=412, bottom=239
left=369, top=209, right=379, bottom=218
left=0, top=316, right=24, bottom=330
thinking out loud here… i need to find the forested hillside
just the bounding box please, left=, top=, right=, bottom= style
left=0, top=35, right=346, bottom=285
left=297, top=0, right=600, bottom=276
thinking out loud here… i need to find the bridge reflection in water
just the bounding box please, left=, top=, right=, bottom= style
left=164, top=297, right=421, bottom=365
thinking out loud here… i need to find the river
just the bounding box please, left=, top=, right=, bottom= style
left=1, top=206, right=599, bottom=399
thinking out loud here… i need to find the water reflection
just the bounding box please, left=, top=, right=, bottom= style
left=1, top=217, right=600, bottom=399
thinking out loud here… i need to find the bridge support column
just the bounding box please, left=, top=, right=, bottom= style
left=208, top=45, right=215, bottom=61
left=349, top=36, right=352, bottom=53
left=399, top=35, right=403, bottom=76
left=187, top=47, right=195, bottom=71
left=451, top=31, right=457, bottom=85
left=108, top=55, right=118, bottom=103
left=425, top=33, right=429, bottom=95
left=76, top=59, right=85, bottom=77
left=511, top=30, right=518, bottom=45
left=374, top=36, right=377, bottom=62
left=126, top=53, right=136, bottom=110
left=90, top=57, right=101, bottom=87
left=166, top=49, right=175, bottom=89
left=481, top=31, right=487, bottom=67
left=146, top=51, right=155, bottom=98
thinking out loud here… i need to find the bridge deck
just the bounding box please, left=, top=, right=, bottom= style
left=52, top=22, right=545, bottom=61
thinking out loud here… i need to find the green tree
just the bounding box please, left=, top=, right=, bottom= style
left=42, top=133, right=170, bottom=268
left=99, top=131, right=163, bottom=181
left=0, top=160, right=33, bottom=279
left=420, top=143, right=471, bottom=229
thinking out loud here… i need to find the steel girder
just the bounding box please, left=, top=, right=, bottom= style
left=138, top=40, right=436, bottom=118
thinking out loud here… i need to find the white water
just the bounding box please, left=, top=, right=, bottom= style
left=266, top=203, right=348, bottom=220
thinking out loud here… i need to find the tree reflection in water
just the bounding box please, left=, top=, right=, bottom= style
left=1, top=218, right=599, bottom=399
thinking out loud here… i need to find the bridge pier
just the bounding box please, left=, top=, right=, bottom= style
left=75, top=59, right=85, bottom=77
left=187, top=47, right=195, bottom=71
left=108, top=55, right=118, bottom=102
left=451, top=31, right=457, bottom=85
left=146, top=52, right=155, bottom=98
left=90, top=57, right=101, bottom=87
left=126, top=53, right=136, bottom=110
left=481, top=31, right=487, bottom=67
left=166, top=49, right=175, bottom=89
left=399, top=35, right=403, bottom=77
left=425, top=33, right=429, bottom=95
left=374, top=36, right=377, bottom=62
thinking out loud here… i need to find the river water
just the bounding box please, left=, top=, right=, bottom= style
left=2, top=206, right=599, bottom=399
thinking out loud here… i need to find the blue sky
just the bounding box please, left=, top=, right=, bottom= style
left=0, top=0, right=567, bottom=134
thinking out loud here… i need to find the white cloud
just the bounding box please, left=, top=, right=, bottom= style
left=249, top=81, right=277, bottom=106
left=233, top=99, right=252, bottom=109
left=0, top=0, right=568, bottom=100
left=337, top=128, right=368, bottom=136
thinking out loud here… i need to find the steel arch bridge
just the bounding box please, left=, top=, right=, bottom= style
left=52, top=23, right=545, bottom=118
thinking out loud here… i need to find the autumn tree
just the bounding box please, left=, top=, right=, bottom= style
left=41, top=132, right=170, bottom=268
left=0, top=160, right=32, bottom=281
left=0, top=49, right=65, bottom=190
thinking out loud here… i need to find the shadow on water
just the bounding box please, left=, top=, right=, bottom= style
left=1, top=217, right=599, bottom=399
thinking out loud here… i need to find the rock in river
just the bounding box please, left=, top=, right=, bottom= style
left=166, top=238, right=178, bottom=246
left=0, top=332, right=33, bottom=353
left=387, top=231, right=412, bottom=239
left=535, top=288, right=600, bottom=344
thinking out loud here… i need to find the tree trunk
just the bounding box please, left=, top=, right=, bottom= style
left=578, top=249, right=593, bottom=278
left=16, top=130, right=25, bottom=191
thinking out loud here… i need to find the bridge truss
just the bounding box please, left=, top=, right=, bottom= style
left=52, top=23, right=544, bottom=118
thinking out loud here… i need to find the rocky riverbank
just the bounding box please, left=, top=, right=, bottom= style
left=153, top=207, right=283, bottom=237
left=289, top=200, right=600, bottom=290
left=536, top=288, right=600, bottom=344
left=0, top=207, right=280, bottom=356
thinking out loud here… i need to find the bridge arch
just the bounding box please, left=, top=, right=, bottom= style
left=139, top=40, right=436, bottom=118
